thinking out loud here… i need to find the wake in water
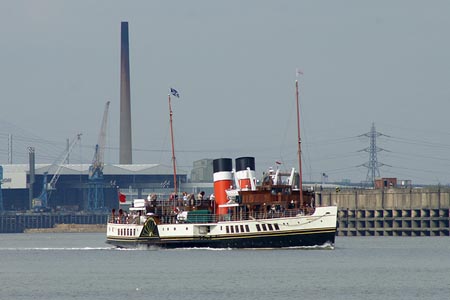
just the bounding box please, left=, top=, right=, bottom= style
left=0, top=247, right=115, bottom=251
left=284, top=241, right=335, bottom=250
left=110, top=241, right=335, bottom=251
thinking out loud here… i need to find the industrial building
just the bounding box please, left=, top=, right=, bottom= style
left=190, top=159, right=214, bottom=183
left=0, top=163, right=187, bottom=212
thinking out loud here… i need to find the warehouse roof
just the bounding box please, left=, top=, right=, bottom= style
left=1, top=163, right=186, bottom=176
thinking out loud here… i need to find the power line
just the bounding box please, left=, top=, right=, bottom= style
left=358, top=122, right=390, bottom=186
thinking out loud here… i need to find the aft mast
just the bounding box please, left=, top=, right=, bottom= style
left=295, top=79, right=303, bottom=206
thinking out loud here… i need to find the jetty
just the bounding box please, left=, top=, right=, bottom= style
left=1, top=187, right=449, bottom=236
left=0, top=212, right=108, bottom=233
left=318, top=187, right=450, bottom=236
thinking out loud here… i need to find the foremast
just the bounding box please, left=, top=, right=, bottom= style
left=168, top=90, right=178, bottom=194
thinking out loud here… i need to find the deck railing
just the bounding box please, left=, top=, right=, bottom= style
left=108, top=208, right=314, bottom=225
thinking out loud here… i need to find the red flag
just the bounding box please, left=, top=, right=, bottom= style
left=119, top=192, right=126, bottom=203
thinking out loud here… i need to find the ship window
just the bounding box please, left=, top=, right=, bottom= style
left=261, top=224, right=267, bottom=231
left=226, top=226, right=230, bottom=233
left=256, top=224, right=261, bottom=231
left=174, top=227, right=176, bottom=231
left=230, top=226, right=234, bottom=233
left=240, top=225, right=245, bottom=232
left=245, top=225, right=250, bottom=232
left=186, top=227, right=188, bottom=231
left=235, top=225, right=239, bottom=233
left=267, top=224, right=274, bottom=231
left=134, top=229, right=136, bottom=235
left=274, top=223, right=280, bottom=230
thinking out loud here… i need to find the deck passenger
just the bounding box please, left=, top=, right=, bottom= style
left=197, top=191, right=205, bottom=206
left=182, top=192, right=188, bottom=206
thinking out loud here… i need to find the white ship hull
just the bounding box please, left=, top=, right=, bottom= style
left=106, top=206, right=337, bottom=249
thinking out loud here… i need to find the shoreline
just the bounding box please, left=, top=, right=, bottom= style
left=24, top=224, right=106, bottom=233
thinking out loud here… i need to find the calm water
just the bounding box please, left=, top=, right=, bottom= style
left=0, top=233, right=448, bottom=300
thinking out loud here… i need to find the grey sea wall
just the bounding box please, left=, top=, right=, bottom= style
left=0, top=212, right=108, bottom=233
left=1, top=188, right=449, bottom=235
left=316, top=187, right=450, bottom=236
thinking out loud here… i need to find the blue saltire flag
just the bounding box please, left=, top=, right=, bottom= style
left=170, top=88, right=180, bottom=98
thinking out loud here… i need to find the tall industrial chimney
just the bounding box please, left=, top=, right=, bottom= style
left=120, top=21, right=133, bottom=164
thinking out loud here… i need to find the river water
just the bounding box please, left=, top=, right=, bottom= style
left=0, top=233, right=448, bottom=300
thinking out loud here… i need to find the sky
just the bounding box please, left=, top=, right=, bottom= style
left=1, top=0, right=450, bottom=185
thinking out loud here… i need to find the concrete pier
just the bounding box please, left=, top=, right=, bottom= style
left=316, top=187, right=450, bottom=236
left=337, top=207, right=449, bottom=236
left=0, top=212, right=108, bottom=233
left=1, top=187, right=449, bottom=235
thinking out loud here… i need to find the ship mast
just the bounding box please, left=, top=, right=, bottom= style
left=168, top=93, right=177, bottom=194
left=295, top=80, right=303, bottom=206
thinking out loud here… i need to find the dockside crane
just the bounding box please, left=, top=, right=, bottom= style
left=87, top=101, right=110, bottom=210
left=34, top=133, right=82, bottom=211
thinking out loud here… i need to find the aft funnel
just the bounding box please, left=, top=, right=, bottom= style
left=235, top=157, right=256, bottom=190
